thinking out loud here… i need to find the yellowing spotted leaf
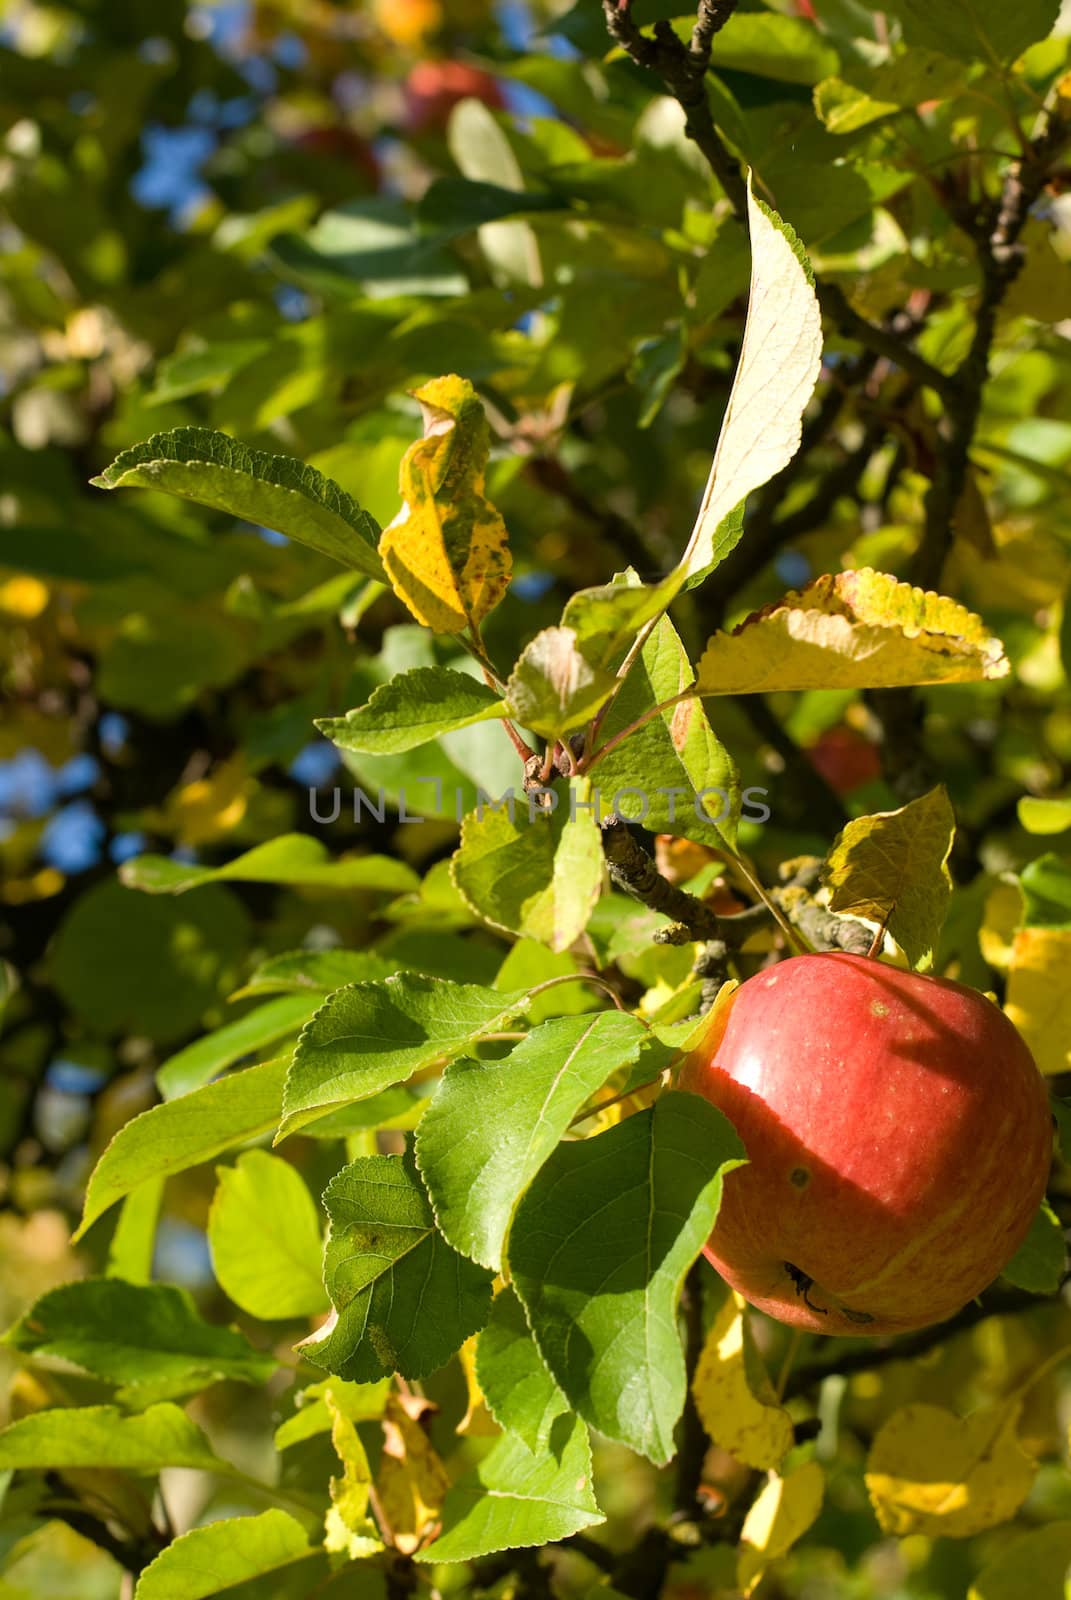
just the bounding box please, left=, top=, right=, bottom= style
left=1005, top=927, right=1071, bottom=1076
left=696, top=570, right=1009, bottom=695
left=865, top=1399, right=1037, bottom=1538
left=323, top=1387, right=383, bottom=1559
left=737, top=1461, right=824, bottom=1596
left=821, top=786, right=955, bottom=969
left=692, top=1293, right=793, bottom=1471
left=377, top=1393, right=450, bottom=1555
left=456, top=1335, right=499, bottom=1438
left=379, top=375, right=511, bottom=634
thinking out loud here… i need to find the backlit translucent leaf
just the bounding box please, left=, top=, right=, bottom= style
left=1019, top=797, right=1071, bottom=836
left=476, top=1288, right=569, bottom=1454
left=821, top=786, right=956, bottom=968
left=1001, top=1199, right=1067, bottom=1293
left=279, top=975, right=530, bottom=1138
left=737, top=1462, right=825, bottom=1595
left=379, top=376, right=511, bottom=633
left=452, top=787, right=603, bottom=954
left=589, top=613, right=741, bottom=850
left=866, top=1400, right=1037, bottom=1537
left=208, top=1151, right=329, bottom=1320
left=416, top=1011, right=651, bottom=1270
left=274, top=1376, right=390, bottom=1451
left=679, top=180, right=821, bottom=589
left=968, top=1521, right=1071, bottom=1600
left=91, top=427, right=384, bottom=579
left=697, top=570, right=1009, bottom=694
left=323, top=1388, right=383, bottom=1560
left=1005, top=927, right=1071, bottom=1075
left=120, top=834, right=417, bottom=897
left=304, top=1149, right=494, bottom=1382
left=5, top=1279, right=275, bottom=1404
left=506, top=626, right=618, bottom=742
left=134, top=1511, right=312, bottom=1600
left=692, top=1294, right=794, bottom=1471
left=509, top=1091, right=746, bottom=1464
left=76, top=1057, right=288, bottom=1238
left=0, top=1403, right=232, bottom=1474
left=317, top=666, right=507, bottom=754
left=414, top=1415, right=601, bottom=1563
left=157, top=995, right=318, bottom=1099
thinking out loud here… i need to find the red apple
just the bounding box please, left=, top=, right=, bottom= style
left=403, top=60, right=505, bottom=135
left=806, top=725, right=882, bottom=795
left=679, top=952, right=1052, bottom=1336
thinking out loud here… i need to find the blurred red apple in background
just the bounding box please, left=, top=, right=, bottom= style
left=806, top=725, right=882, bottom=795
left=403, top=59, right=505, bottom=134
left=680, top=952, right=1052, bottom=1336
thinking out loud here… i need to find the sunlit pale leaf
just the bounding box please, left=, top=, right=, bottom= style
left=0, top=1403, right=233, bottom=1474
left=304, top=1149, right=494, bottom=1382
left=317, top=666, right=507, bottom=754
left=865, top=1400, right=1037, bottom=1537
left=76, top=1057, right=288, bottom=1238
left=323, top=1388, right=383, bottom=1559
left=208, top=1152, right=329, bottom=1320
left=91, top=427, right=384, bottom=579
left=414, top=1415, right=601, bottom=1563
left=274, top=1376, right=390, bottom=1451
left=133, top=1511, right=313, bottom=1600
left=120, top=834, right=417, bottom=897
left=696, top=570, right=1009, bottom=694
left=679, top=179, right=821, bottom=589
left=821, top=786, right=955, bottom=968
left=737, top=1462, right=825, bottom=1596
left=692, top=1293, right=794, bottom=1471
left=379, top=376, right=511, bottom=633
left=1005, top=927, right=1071, bottom=1075
left=416, top=1010, right=651, bottom=1270
left=278, top=975, right=530, bottom=1138
left=509, top=1091, right=745, bottom=1464
left=1019, top=796, right=1071, bottom=836
left=506, top=626, right=618, bottom=742
left=156, top=995, right=318, bottom=1099
left=452, top=787, right=603, bottom=954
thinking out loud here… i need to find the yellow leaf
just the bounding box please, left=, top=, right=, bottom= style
left=0, top=576, right=50, bottom=618
left=821, top=786, right=955, bottom=969
left=456, top=1336, right=499, bottom=1438
left=1005, top=927, right=1071, bottom=1076
left=979, top=879, right=1025, bottom=973
left=378, top=375, right=511, bottom=634
left=968, top=1520, right=1071, bottom=1600
left=737, top=1461, right=824, bottom=1595
left=865, top=1399, right=1037, bottom=1538
left=376, top=1393, right=450, bottom=1556
left=160, top=755, right=251, bottom=845
left=692, top=1293, right=794, bottom=1471
left=696, top=569, right=1009, bottom=694
left=323, top=1386, right=384, bottom=1560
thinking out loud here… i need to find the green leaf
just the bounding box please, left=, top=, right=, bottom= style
left=91, top=427, right=385, bottom=580
left=589, top=613, right=741, bottom=851
left=305, top=1149, right=494, bottom=1382
left=881, top=0, right=1060, bottom=64
left=157, top=995, right=319, bottom=1100
left=415, top=1415, right=602, bottom=1563
left=677, top=180, right=821, bottom=590
left=509, top=1091, right=745, bottom=1464
left=107, top=1178, right=164, bottom=1286
left=5, top=1280, right=276, bottom=1404
left=120, top=834, right=417, bottom=897
left=476, top=1288, right=570, bottom=1453
left=278, top=975, right=530, bottom=1138
left=208, top=1151, right=329, bottom=1321
left=234, top=949, right=399, bottom=999
left=133, top=1511, right=313, bottom=1600
left=452, top=786, right=603, bottom=954
left=506, top=627, right=618, bottom=742
left=822, top=786, right=956, bottom=968
left=269, top=197, right=468, bottom=299
left=274, top=1376, right=390, bottom=1450
left=0, top=1403, right=233, bottom=1474
left=1021, top=854, right=1071, bottom=929
left=76, top=1057, right=288, bottom=1238
left=708, top=11, right=840, bottom=82
left=317, top=666, right=507, bottom=755
left=1019, top=797, right=1071, bottom=836
left=416, top=1010, right=652, bottom=1270
left=1000, top=1200, right=1067, bottom=1293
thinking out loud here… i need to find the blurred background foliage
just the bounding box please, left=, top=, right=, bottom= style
left=3, top=0, right=1071, bottom=1594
